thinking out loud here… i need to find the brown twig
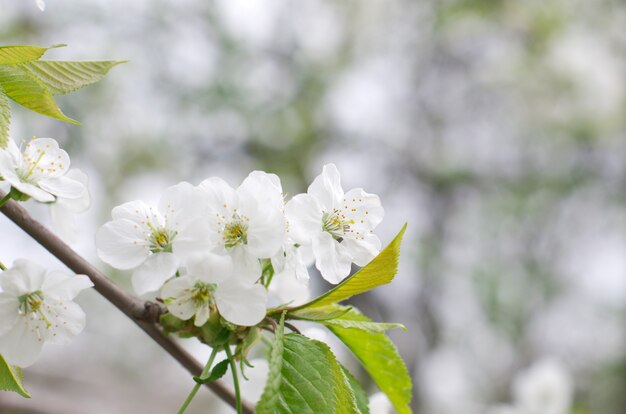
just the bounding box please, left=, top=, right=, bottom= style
left=0, top=191, right=253, bottom=414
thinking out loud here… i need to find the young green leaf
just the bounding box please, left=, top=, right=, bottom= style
left=0, top=65, right=78, bottom=124
left=0, top=88, right=10, bottom=148
left=327, top=315, right=413, bottom=414
left=292, top=224, right=406, bottom=310
left=20, top=61, right=125, bottom=96
left=292, top=305, right=406, bottom=333
left=287, top=305, right=353, bottom=322
left=0, top=45, right=49, bottom=65
left=193, top=359, right=230, bottom=384
left=0, top=354, right=30, bottom=398
left=0, top=44, right=123, bottom=126
left=256, top=331, right=362, bottom=413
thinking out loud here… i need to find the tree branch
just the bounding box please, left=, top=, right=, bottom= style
left=0, top=192, right=253, bottom=414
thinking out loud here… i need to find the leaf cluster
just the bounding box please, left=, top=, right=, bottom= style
left=0, top=45, right=123, bottom=147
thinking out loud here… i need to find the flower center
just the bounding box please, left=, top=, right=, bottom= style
left=17, top=290, right=53, bottom=328
left=191, top=282, right=217, bottom=307
left=223, top=214, right=248, bottom=248
left=18, top=149, right=47, bottom=182
left=322, top=210, right=353, bottom=240
left=148, top=223, right=176, bottom=253
left=18, top=290, right=45, bottom=314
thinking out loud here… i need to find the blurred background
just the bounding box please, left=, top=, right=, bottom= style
left=1, top=0, right=625, bottom=413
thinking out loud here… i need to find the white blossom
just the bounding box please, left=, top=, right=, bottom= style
left=161, top=253, right=267, bottom=327
left=197, top=171, right=286, bottom=281
left=96, top=182, right=210, bottom=295
left=0, top=260, right=93, bottom=367
left=285, top=163, right=384, bottom=284
left=0, top=138, right=85, bottom=203
left=512, top=359, right=573, bottom=414
left=36, top=0, right=45, bottom=11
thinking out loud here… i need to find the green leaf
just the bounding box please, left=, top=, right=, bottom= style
left=326, top=313, right=412, bottom=414
left=326, top=309, right=405, bottom=333
left=0, top=354, right=30, bottom=398
left=0, top=45, right=49, bottom=65
left=292, top=224, right=407, bottom=310
left=193, top=359, right=230, bottom=384
left=20, top=60, right=125, bottom=96
left=287, top=305, right=353, bottom=322
left=290, top=305, right=405, bottom=333
left=0, top=44, right=123, bottom=126
left=0, top=88, right=10, bottom=148
left=341, top=367, right=369, bottom=414
left=256, top=330, right=361, bottom=413
left=0, top=64, right=78, bottom=124
left=256, top=312, right=286, bottom=413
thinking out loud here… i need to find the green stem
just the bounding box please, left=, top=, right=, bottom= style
left=0, top=261, right=6, bottom=271
left=177, top=346, right=220, bottom=414
left=224, top=345, right=242, bottom=414
left=0, top=192, right=12, bottom=209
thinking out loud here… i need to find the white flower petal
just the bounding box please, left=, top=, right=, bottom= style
left=131, top=252, right=180, bottom=295
left=312, top=232, right=352, bottom=284
left=42, top=273, right=93, bottom=300
left=198, top=176, right=238, bottom=217
left=216, top=279, right=267, bottom=326
left=231, top=248, right=262, bottom=282
left=10, top=179, right=55, bottom=202
left=56, top=169, right=90, bottom=212
left=4, top=139, right=21, bottom=161
left=161, top=277, right=196, bottom=321
left=21, top=138, right=70, bottom=179
left=341, top=234, right=381, bottom=267
left=307, top=163, right=343, bottom=211
left=38, top=176, right=84, bottom=199
left=269, top=267, right=310, bottom=307
left=50, top=169, right=91, bottom=241
left=238, top=170, right=283, bottom=208
left=36, top=0, right=46, bottom=11
left=111, top=200, right=160, bottom=225
left=96, top=219, right=150, bottom=270
left=186, top=253, right=233, bottom=285
left=245, top=205, right=286, bottom=258
left=0, top=294, right=19, bottom=336
left=44, top=300, right=86, bottom=345
left=285, top=193, right=322, bottom=244
left=194, top=305, right=211, bottom=327
left=172, top=217, right=212, bottom=260
left=0, top=318, right=45, bottom=367
left=340, top=188, right=384, bottom=235
left=270, top=248, right=287, bottom=274
left=50, top=203, right=78, bottom=243
left=0, top=148, right=18, bottom=178
left=0, top=259, right=47, bottom=294
left=159, top=181, right=204, bottom=226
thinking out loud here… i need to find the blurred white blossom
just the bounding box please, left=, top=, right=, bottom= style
left=513, top=359, right=573, bottom=414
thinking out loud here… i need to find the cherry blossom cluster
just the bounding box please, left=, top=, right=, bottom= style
left=96, top=164, right=384, bottom=327
left=0, top=137, right=93, bottom=368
